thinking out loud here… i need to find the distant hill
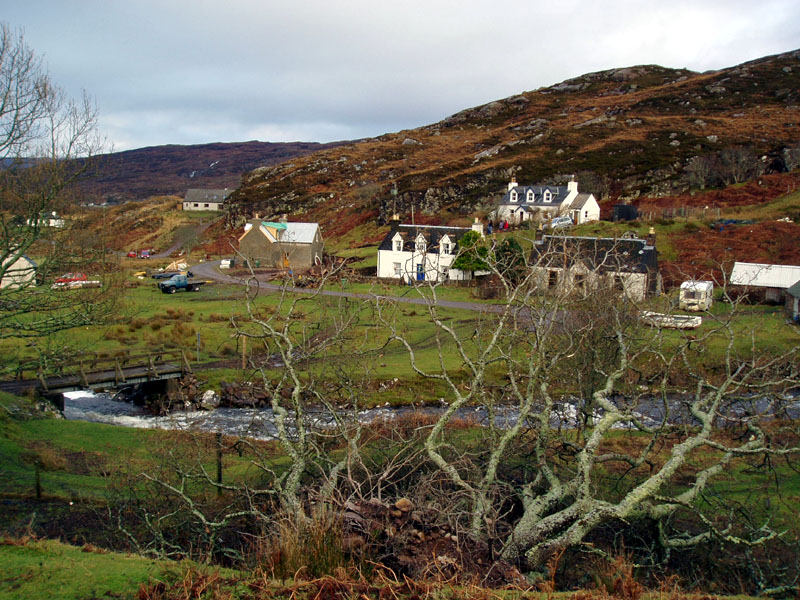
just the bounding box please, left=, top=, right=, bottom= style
left=78, top=140, right=351, bottom=202
left=227, top=49, right=800, bottom=236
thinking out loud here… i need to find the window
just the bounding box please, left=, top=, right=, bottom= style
left=442, top=242, right=451, bottom=255
left=526, top=190, right=533, bottom=202
left=543, top=190, right=552, bottom=203
left=575, top=273, right=586, bottom=290
left=510, top=190, right=518, bottom=202
left=584, top=210, right=588, bottom=218
left=204, top=203, right=209, bottom=208
left=415, top=235, right=426, bottom=253
left=548, top=270, right=558, bottom=289
left=393, top=262, right=401, bottom=276
left=394, top=240, right=403, bottom=251
left=193, top=203, right=199, bottom=207
left=614, top=275, right=624, bottom=291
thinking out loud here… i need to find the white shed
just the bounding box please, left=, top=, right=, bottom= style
left=679, top=280, right=713, bottom=311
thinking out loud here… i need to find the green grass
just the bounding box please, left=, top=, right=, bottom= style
left=0, top=393, right=285, bottom=501
left=0, top=538, right=235, bottom=600
left=726, top=188, right=800, bottom=221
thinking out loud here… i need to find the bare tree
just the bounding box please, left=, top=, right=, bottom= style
left=0, top=23, right=117, bottom=353
left=110, top=237, right=799, bottom=589
left=686, top=155, right=714, bottom=189
left=718, top=146, right=762, bottom=185
left=377, top=234, right=800, bottom=577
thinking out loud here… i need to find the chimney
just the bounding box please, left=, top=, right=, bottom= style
left=508, top=177, right=518, bottom=192
left=646, top=227, right=656, bottom=247
left=389, top=213, right=401, bottom=231
left=471, top=217, right=484, bottom=237
left=567, top=175, right=578, bottom=194
left=280, top=214, right=288, bottom=223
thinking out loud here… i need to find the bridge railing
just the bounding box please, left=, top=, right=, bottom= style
left=13, top=348, right=192, bottom=391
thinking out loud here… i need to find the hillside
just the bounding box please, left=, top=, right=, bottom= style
left=228, top=49, right=800, bottom=236
left=77, top=140, right=351, bottom=202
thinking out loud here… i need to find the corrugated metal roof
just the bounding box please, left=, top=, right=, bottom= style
left=280, top=222, right=319, bottom=244
left=730, top=262, right=800, bottom=289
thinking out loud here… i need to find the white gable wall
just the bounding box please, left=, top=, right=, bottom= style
left=378, top=248, right=459, bottom=282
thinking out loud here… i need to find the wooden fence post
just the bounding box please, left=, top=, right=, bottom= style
left=216, top=432, right=223, bottom=495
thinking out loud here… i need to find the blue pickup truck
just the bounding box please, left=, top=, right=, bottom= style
left=158, top=274, right=206, bottom=294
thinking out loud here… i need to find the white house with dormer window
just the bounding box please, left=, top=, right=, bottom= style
left=494, top=177, right=600, bottom=225
left=377, top=218, right=484, bottom=283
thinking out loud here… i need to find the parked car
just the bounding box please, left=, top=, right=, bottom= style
left=51, top=273, right=100, bottom=290
left=549, top=216, right=574, bottom=230
left=126, top=251, right=137, bottom=258
left=140, top=249, right=151, bottom=259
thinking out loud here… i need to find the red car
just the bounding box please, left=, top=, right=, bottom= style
left=127, top=251, right=137, bottom=258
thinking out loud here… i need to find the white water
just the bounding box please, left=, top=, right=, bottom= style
left=63, top=390, right=282, bottom=439
left=62, top=390, right=800, bottom=440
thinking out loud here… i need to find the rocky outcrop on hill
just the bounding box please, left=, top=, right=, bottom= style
left=228, top=50, right=800, bottom=231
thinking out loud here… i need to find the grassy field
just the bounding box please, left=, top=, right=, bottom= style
left=0, top=537, right=243, bottom=600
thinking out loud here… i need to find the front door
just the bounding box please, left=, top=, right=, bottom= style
left=416, top=263, right=425, bottom=281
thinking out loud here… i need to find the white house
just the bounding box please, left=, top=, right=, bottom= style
left=182, top=189, right=230, bottom=211
left=495, top=178, right=600, bottom=225
left=26, top=211, right=65, bottom=228
left=529, top=235, right=660, bottom=302
left=1, top=254, right=37, bottom=289
left=377, top=218, right=483, bottom=283
left=730, top=262, right=800, bottom=303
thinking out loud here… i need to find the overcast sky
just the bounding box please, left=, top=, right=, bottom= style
left=4, top=0, right=800, bottom=151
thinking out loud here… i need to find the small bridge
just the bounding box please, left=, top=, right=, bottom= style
left=0, top=349, right=193, bottom=404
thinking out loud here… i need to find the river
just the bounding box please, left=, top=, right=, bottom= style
left=63, top=390, right=565, bottom=439
left=63, top=390, right=800, bottom=440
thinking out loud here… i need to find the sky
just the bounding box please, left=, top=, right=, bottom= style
left=4, top=0, right=800, bottom=152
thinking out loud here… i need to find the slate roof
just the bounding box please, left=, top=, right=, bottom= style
left=378, top=224, right=473, bottom=254
left=730, top=262, right=800, bottom=289
left=501, top=185, right=570, bottom=207
left=530, top=235, right=658, bottom=274
left=570, top=193, right=594, bottom=210
left=786, top=280, right=800, bottom=298
left=184, top=189, right=231, bottom=204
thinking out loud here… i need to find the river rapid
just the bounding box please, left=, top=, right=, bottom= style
left=63, top=390, right=800, bottom=441
left=62, top=390, right=562, bottom=439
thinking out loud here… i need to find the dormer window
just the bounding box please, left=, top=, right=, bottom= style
left=415, top=234, right=426, bottom=254
left=394, top=240, right=403, bottom=251
left=543, top=189, right=552, bottom=203
left=510, top=190, right=518, bottom=203
left=526, top=190, right=534, bottom=203
left=441, top=235, right=452, bottom=255
left=439, top=235, right=454, bottom=254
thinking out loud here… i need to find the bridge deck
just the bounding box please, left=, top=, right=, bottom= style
left=0, top=362, right=186, bottom=395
